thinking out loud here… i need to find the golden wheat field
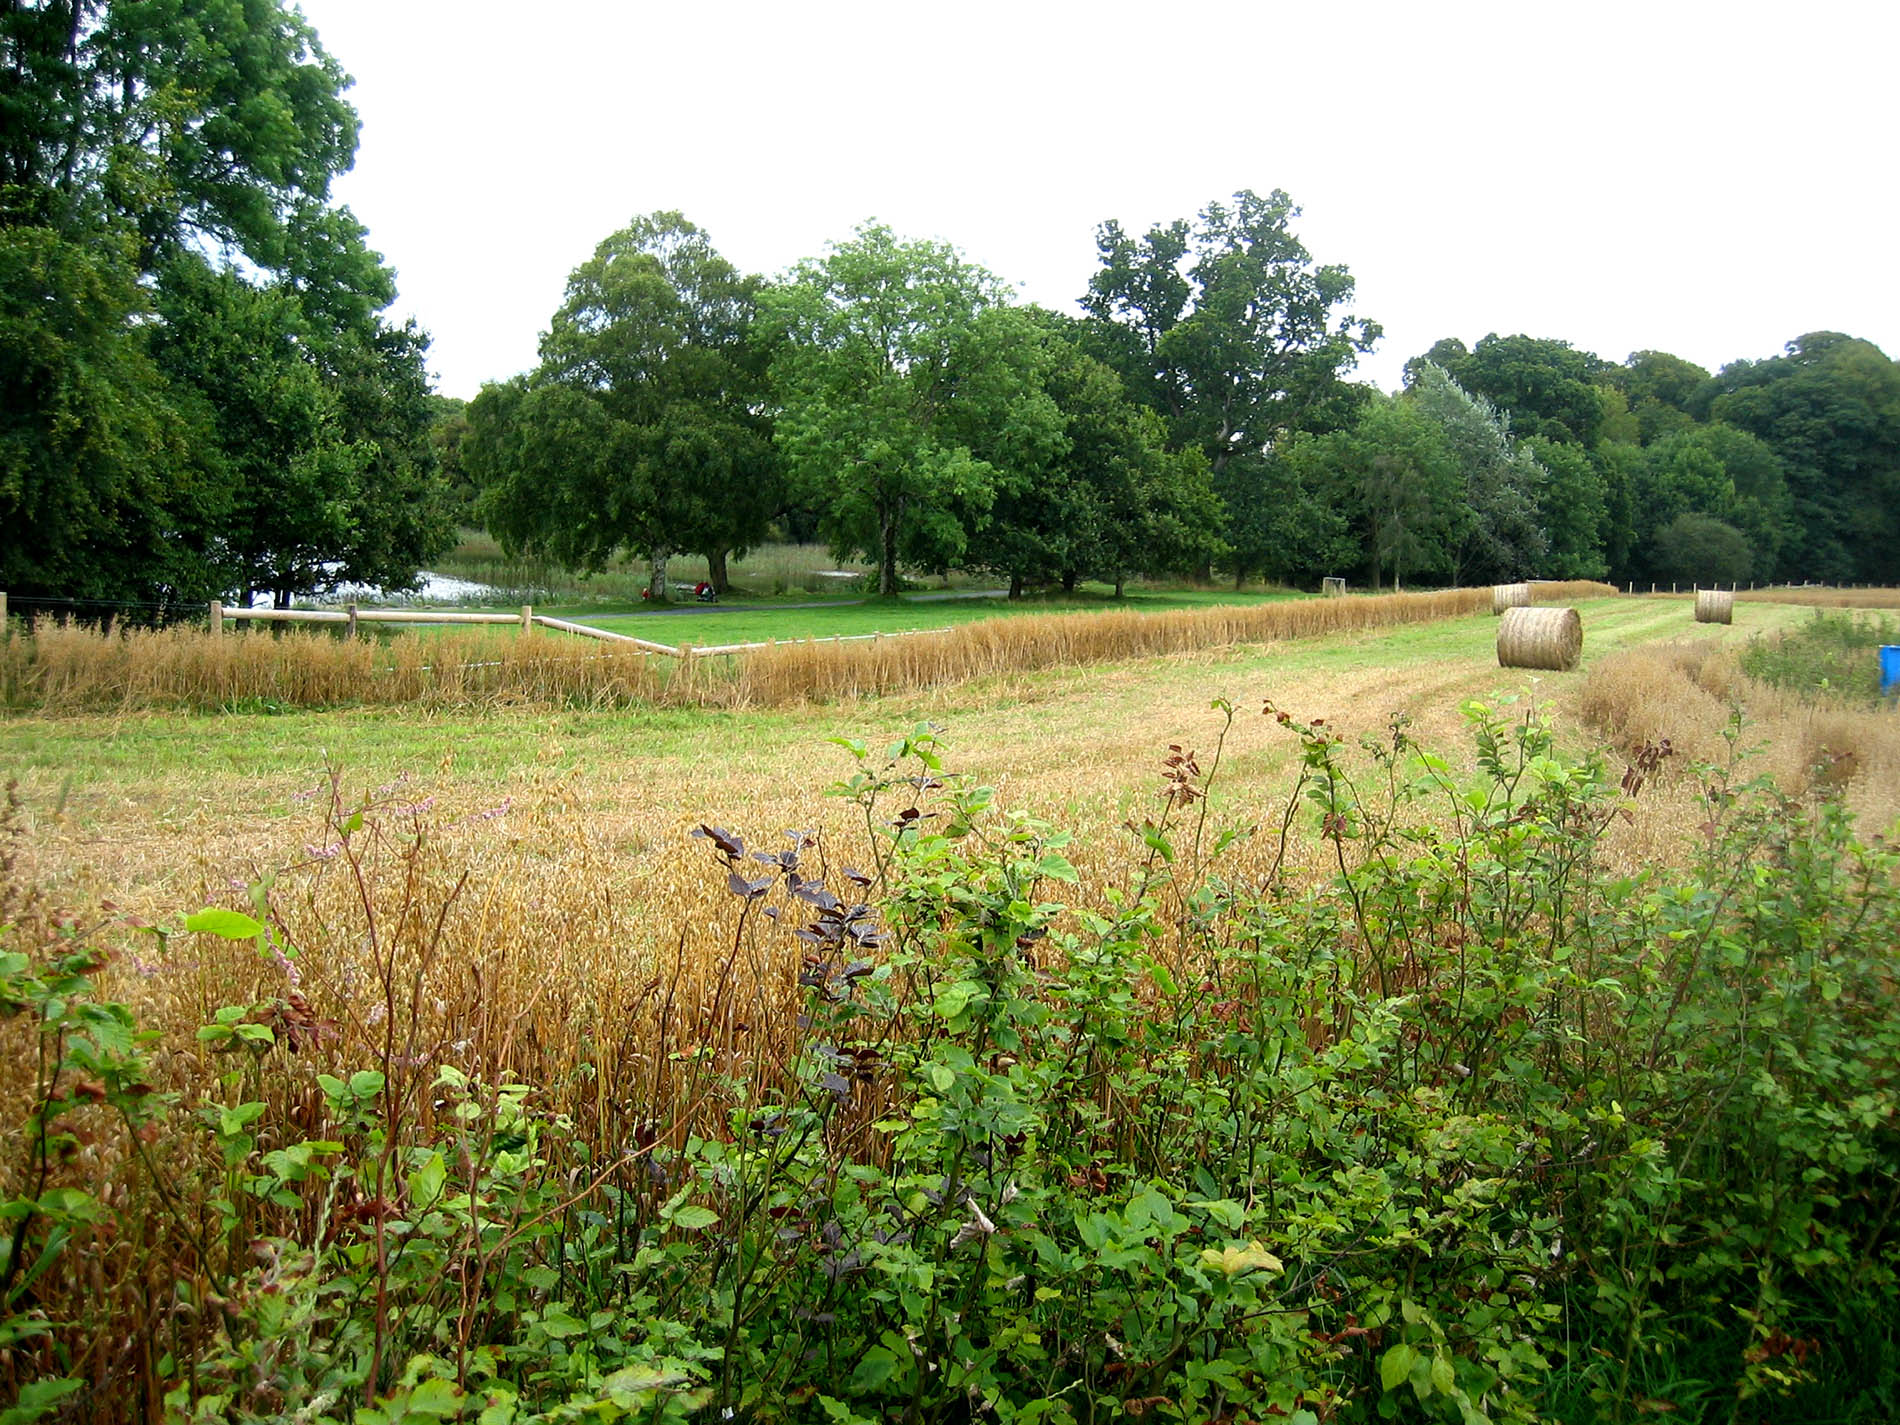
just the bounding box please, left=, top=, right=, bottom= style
left=5, top=588, right=1896, bottom=1130
left=6, top=588, right=1900, bottom=1409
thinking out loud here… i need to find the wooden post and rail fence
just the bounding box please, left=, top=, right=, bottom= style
left=186, top=599, right=924, bottom=659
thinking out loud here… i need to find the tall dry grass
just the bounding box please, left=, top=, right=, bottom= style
left=1578, top=637, right=1900, bottom=831
left=2, top=582, right=1619, bottom=714
left=1737, top=586, right=1900, bottom=609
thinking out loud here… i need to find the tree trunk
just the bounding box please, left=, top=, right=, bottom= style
left=273, top=588, right=291, bottom=610
left=878, top=509, right=899, bottom=596
left=706, top=547, right=730, bottom=594
left=1008, top=572, right=1022, bottom=600
left=1061, top=569, right=1078, bottom=595
left=1113, top=572, right=1126, bottom=599
left=649, top=551, right=669, bottom=601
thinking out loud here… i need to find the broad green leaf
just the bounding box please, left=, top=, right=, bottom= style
left=932, top=982, right=975, bottom=1020
left=1380, top=1344, right=1420, bottom=1392
left=404, top=1376, right=466, bottom=1417
left=1190, top=1198, right=1245, bottom=1230
left=408, top=1151, right=447, bottom=1211
left=670, top=1204, right=718, bottom=1231
left=848, top=1344, right=899, bottom=1392
left=1430, top=1352, right=1457, bottom=1395
left=3, top=1378, right=84, bottom=1425
left=184, top=909, right=265, bottom=940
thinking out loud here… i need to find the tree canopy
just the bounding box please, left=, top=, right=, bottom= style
left=1, top=0, right=449, bottom=605
left=467, top=212, right=778, bottom=595
left=762, top=224, right=1063, bottom=595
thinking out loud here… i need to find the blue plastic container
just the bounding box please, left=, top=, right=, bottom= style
left=1881, top=645, right=1900, bottom=696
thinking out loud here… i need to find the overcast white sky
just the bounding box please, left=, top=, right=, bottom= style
left=294, top=0, right=1898, bottom=401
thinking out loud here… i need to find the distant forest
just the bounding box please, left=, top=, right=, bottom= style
left=7, top=3, right=1897, bottom=606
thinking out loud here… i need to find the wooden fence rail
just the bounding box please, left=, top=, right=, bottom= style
left=195, top=599, right=927, bottom=660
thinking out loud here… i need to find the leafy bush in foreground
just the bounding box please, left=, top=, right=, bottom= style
left=4, top=704, right=1897, bottom=1423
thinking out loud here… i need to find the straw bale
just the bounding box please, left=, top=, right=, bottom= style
left=1497, top=605, right=1583, bottom=671
left=1491, top=582, right=1532, bottom=615
left=1694, top=588, right=1734, bottom=624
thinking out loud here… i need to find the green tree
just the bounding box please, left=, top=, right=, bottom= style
left=1701, top=333, right=1900, bottom=583
left=764, top=224, right=1060, bottom=595
left=1224, top=451, right=1359, bottom=589
left=969, top=316, right=1221, bottom=597
left=1410, top=363, right=1548, bottom=584
left=1633, top=423, right=1792, bottom=582
left=1410, top=333, right=1609, bottom=445
left=1285, top=394, right=1462, bottom=590
left=1614, top=350, right=1711, bottom=443
left=1521, top=436, right=1607, bottom=580
left=1082, top=189, right=1378, bottom=573
left=473, top=212, right=777, bottom=596
left=2, top=0, right=447, bottom=603
left=429, top=396, right=474, bottom=523
left=0, top=224, right=219, bottom=602
left=1593, top=440, right=1646, bottom=585
left=1649, top=512, right=1754, bottom=585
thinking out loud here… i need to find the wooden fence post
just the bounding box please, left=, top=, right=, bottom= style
left=209, top=600, right=223, bottom=635
left=0, top=591, right=7, bottom=624
left=520, top=604, right=532, bottom=633
left=346, top=602, right=359, bottom=639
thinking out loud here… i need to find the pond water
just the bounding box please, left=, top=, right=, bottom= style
left=245, top=571, right=515, bottom=608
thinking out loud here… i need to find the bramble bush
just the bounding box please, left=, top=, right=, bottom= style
left=3, top=699, right=1896, bottom=1422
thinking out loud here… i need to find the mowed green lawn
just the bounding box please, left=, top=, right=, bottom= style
left=545, top=585, right=1306, bottom=647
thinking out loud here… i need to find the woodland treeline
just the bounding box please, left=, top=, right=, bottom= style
left=6, top=3, right=1898, bottom=606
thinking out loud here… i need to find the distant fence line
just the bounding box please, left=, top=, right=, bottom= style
left=205, top=600, right=929, bottom=659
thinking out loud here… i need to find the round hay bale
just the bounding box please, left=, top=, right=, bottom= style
left=1491, top=582, right=1532, bottom=615
left=1497, top=605, right=1582, bottom=671
left=1694, top=588, right=1734, bottom=624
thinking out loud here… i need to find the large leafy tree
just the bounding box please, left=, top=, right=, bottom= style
left=1519, top=436, right=1607, bottom=580
left=1284, top=395, right=1463, bottom=591
left=967, top=314, right=1221, bottom=597
left=1409, top=334, right=1610, bottom=446
left=1613, top=350, right=1712, bottom=444
left=470, top=212, right=777, bottom=595
left=1409, top=364, right=1548, bottom=585
left=1624, top=424, right=1792, bottom=583
left=1699, top=333, right=1900, bottom=583
left=1, top=0, right=447, bottom=603
left=764, top=224, right=1062, bottom=595
left=1081, top=190, right=1378, bottom=572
